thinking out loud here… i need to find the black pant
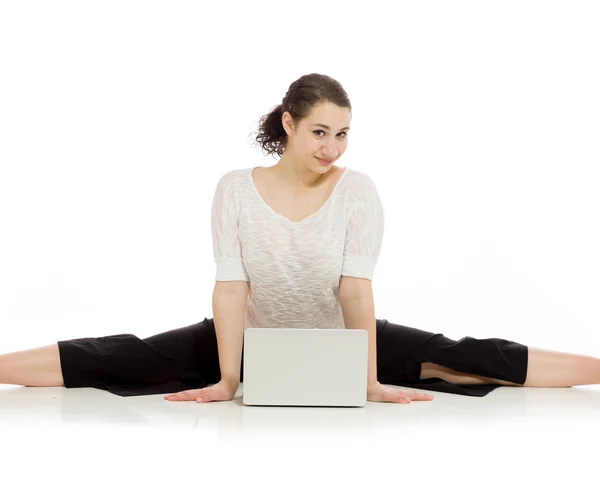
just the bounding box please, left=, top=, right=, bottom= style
left=57, top=318, right=528, bottom=398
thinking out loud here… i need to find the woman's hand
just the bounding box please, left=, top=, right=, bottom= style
left=367, top=381, right=434, bottom=404
left=164, top=379, right=239, bottom=403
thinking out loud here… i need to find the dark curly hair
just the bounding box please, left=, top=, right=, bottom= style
left=249, top=73, right=352, bottom=159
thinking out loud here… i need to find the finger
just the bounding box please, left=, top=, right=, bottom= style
left=197, top=386, right=224, bottom=403
left=392, top=394, right=411, bottom=404
left=407, top=392, right=434, bottom=401
left=196, top=391, right=212, bottom=403
left=166, top=395, right=189, bottom=401
left=165, top=390, right=201, bottom=401
left=396, top=389, right=434, bottom=401
left=166, top=392, right=196, bottom=401
left=384, top=390, right=410, bottom=404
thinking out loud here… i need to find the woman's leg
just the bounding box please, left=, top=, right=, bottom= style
left=376, top=319, right=529, bottom=389
left=0, top=344, right=64, bottom=387
left=0, top=318, right=220, bottom=393
left=421, top=347, right=600, bottom=388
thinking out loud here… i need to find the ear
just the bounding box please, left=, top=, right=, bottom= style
left=281, top=110, right=295, bottom=135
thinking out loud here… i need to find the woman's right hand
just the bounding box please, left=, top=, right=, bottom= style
left=164, top=379, right=239, bottom=403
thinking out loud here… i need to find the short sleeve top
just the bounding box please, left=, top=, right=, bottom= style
left=210, top=167, right=384, bottom=329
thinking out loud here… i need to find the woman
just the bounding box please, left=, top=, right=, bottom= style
left=1, top=73, right=598, bottom=405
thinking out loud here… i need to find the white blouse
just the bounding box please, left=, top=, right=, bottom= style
left=211, top=166, right=385, bottom=329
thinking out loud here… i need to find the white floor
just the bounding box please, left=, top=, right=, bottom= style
left=1, top=382, right=598, bottom=477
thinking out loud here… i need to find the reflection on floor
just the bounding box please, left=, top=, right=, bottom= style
left=1, top=382, right=598, bottom=476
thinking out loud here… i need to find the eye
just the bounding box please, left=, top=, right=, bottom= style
left=314, top=130, right=348, bottom=138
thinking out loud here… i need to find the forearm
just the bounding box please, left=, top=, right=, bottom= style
left=212, top=292, right=247, bottom=387
left=339, top=295, right=378, bottom=387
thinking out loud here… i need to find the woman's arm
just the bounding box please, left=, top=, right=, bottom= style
left=212, top=281, right=248, bottom=388
left=339, top=278, right=378, bottom=387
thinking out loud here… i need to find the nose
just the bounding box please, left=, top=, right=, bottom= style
left=322, top=140, right=338, bottom=158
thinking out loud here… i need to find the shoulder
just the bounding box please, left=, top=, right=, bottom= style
left=212, top=169, right=253, bottom=209
left=217, top=168, right=251, bottom=184
left=215, top=168, right=252, bottom=191
left=341, top=167, right=379, bottom=197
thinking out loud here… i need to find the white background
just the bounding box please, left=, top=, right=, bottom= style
left=1, top=2, right=600, bottom=476
left=1, top=1, right=599, bottom=359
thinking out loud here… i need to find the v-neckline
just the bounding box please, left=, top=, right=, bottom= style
left=249, top=166, right=349, bottom=225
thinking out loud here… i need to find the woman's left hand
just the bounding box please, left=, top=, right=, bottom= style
left=367, top=381, right=434, bottom=404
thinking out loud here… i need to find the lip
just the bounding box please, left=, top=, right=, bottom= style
left=316, top=156, right=334, bottom=163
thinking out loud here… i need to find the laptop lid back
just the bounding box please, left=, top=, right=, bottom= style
left=242, top=327, right=368, bottom=407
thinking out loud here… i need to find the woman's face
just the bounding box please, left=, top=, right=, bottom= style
left=283, top=101, right=351, bottom=172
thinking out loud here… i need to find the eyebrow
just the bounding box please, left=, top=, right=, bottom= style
left=311, top=123, right=350, bottom=131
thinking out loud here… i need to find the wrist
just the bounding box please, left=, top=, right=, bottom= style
left=221, top=377, right=240, bottom=388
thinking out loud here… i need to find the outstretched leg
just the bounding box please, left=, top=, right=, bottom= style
left=421, top=347, right=600, bottom=388
left=375, top=319, right=529, bottom=389
left=0, top=344, right=65, bottom=387
left=1, top=318, right=223, bottom=397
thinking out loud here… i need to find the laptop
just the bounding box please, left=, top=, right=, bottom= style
left=242, top=327, right=368, bottom=407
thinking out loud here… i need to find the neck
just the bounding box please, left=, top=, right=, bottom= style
left=272, top=152, right=324, bottom=190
